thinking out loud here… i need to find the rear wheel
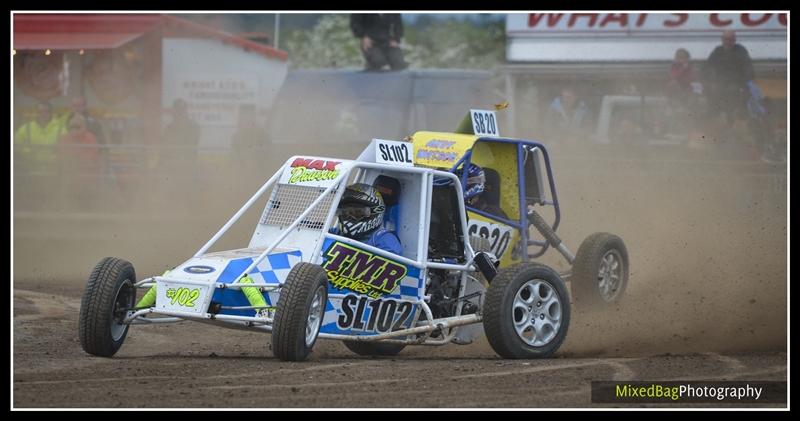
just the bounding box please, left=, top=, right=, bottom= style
left=483, top=263, right=570, bottom=359
left=571, top=232, right=629, bottom=308
left=79, top=257, right=137, bottom=357
left=272, top=263, right=328, bottom=362
left=343, top=341, right=406, bottom=357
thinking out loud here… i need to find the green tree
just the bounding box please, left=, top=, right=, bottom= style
left=403, top=19, right=506, bottom=69
left=284, top=14, right=363, bottom=68
left=283, top=14, right=506, bottom=70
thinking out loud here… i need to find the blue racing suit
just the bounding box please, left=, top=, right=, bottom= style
left=331, top=227, right=402, bottom=256
left=361, top=228, right=403, bottom=256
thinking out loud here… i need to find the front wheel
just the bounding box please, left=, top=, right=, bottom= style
left=79, top=257, right=137, bottom=357
left=272, top=263, right=328, bottom=362
left=483, top=263, right=570, bottom=359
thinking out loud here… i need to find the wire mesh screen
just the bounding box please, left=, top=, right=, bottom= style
left=259, top=183, right=338, bottom=230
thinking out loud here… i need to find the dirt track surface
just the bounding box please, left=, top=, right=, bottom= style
left=13, top=283, right=786, bottom=408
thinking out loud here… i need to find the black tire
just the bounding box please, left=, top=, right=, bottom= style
left=272, top=263, right=328, bottom=362
left=79, top=257, right=137, bottom=357
left=571, top=232, right=629, bottom=309
left=343, top=341, right=406, bottom=357
left=483, top=263, right=570, bottom=359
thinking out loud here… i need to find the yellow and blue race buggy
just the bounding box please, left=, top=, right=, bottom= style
left=78, top=112, right=628, bottom=362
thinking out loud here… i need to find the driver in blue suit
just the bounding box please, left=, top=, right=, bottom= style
left=331, top=183, right=402, bottom=256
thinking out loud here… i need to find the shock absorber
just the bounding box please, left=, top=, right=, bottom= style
left=528, top=209, right=575, bottom=264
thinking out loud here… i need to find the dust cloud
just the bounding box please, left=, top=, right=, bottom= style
left=545, top=146, right=787, bottom=356
left=12, top=149, right=364, bottom=281
left=12, top=87, right=787, bottom=358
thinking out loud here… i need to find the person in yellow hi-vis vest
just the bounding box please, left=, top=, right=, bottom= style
left=14, top=102, right=65, bottom=175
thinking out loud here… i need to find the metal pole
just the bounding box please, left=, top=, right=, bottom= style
left=505, top=72, right=516, bottom=137
left=274, top=14, right=280, bottom=50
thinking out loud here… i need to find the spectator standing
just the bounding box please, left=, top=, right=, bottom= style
left=61, top=97, right=106, bottom=147
left=350, top=14, right=408, bottom=71
left=162, top=98, right=200, bottom=167
left=58, top=114, right=106, bottom=208
left=59, top=114, right=103, bottom=176
left=544, top=87, right=590, bottom=143
left=14, top=101, right=64, bottom=174
left=60, top=96, right=110, bottom=175
left=666, top=48, right=698, bottom=105
left=665, top=48, right=701, bottom=136
left=704, top=30, right=755, bottom=126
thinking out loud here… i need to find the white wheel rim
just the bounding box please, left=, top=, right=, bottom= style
left=597, top=250, right=623, bottom=302
left=512, top=279, right=563, bottom=347
left=305, top=286, right=325, bottom=347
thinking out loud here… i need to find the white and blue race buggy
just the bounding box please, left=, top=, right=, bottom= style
left=79, top=114, right=628, bottom=362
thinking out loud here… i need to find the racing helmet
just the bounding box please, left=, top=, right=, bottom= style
left=458, top=163, right=486, bottom=201
left=337, top=183, right=386, bottom=238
